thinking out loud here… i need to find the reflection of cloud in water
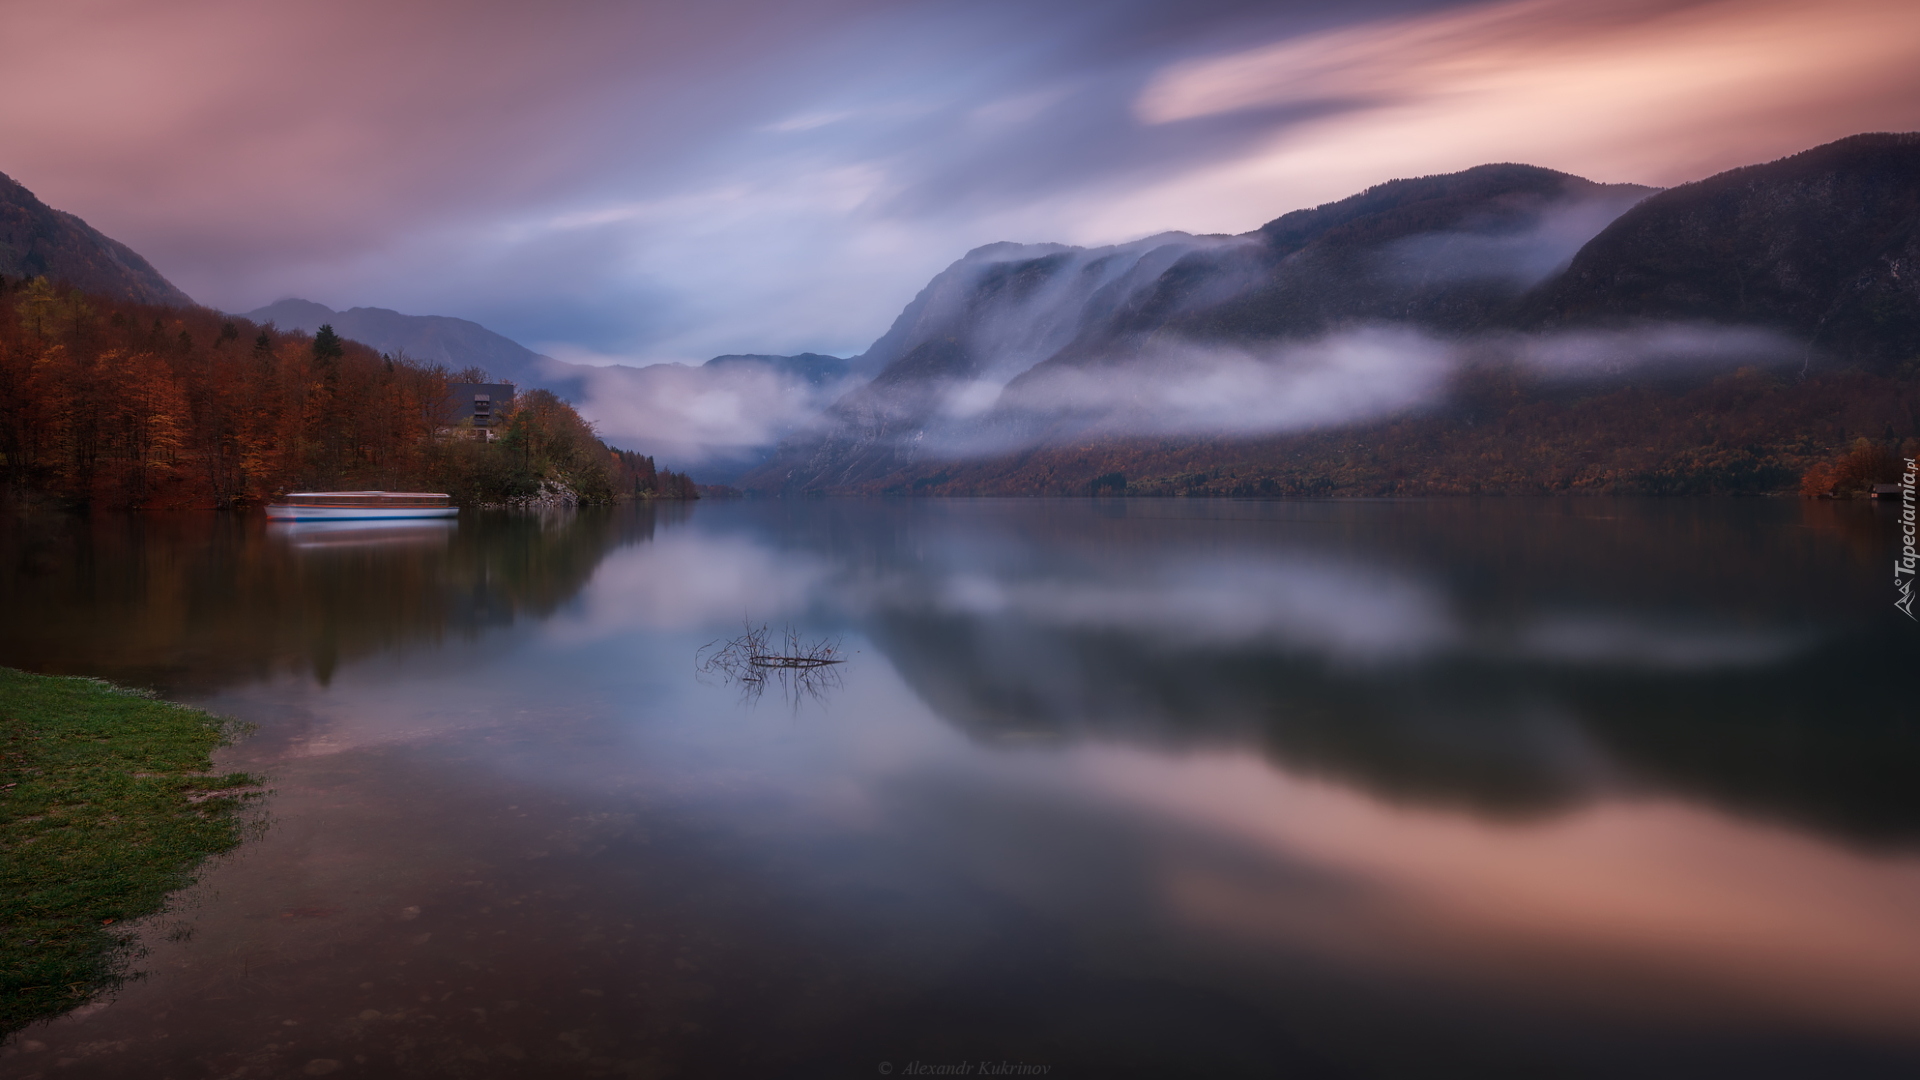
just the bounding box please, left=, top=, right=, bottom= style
left=961, top=743, right=1920, bottom=1038
left=917, top=555, right=1807, bottom=670
left=936, top=557, right=1453, bottom=660
left=547, top=531, right=827, bottom=642
left=792, top=501, right=1878, bottom=842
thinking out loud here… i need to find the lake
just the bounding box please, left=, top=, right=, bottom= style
left=3, top=497, right=1918, bottom=1078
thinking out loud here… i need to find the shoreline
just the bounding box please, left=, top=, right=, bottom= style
left=0, top=668, right=261, bottom=1037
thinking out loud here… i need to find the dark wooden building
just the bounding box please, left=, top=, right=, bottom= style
left=446, top=383, right=516, bottom=436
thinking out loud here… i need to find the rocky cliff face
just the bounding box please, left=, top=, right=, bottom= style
left=0, top=172, right=193, bottom=306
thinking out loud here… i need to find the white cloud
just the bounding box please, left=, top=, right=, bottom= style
left=998, top=328, right=1458, bottom=439
left=1511, top=325, right=1803, bottom=376
left=567, top=357, right=856, bottom=465
left=547, top=530, right=827, bottom=642
left=918, top=322, right=1800, bottom=459
left=1095, top=0, right=1920, bottom=242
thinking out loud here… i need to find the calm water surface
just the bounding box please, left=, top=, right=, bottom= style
left=2, top=498, right=1918, bottom=1078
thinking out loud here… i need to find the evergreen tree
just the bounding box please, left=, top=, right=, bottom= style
left=312, top=324, right=344, bottom=363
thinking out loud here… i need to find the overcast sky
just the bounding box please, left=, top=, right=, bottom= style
left=4, top=0, right=1918, bottom=365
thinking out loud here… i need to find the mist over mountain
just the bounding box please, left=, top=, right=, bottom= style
left=17, top=130, right=1910, bottom=494
left=743, top=133, right=1920, bottom=495
left=748, top=164, right=1656, bottom=489
left=0, top=171, right=193, bottom=306
left=573, top=352, right=862, bottom=482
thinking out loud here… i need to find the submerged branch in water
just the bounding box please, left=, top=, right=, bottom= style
left=697, top=624, right=845, bottom=707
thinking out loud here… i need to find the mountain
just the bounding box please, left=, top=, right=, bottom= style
left=238, top=298, right=584, bottom=392
left=703, top=352, right=852, bottom=386
left=744, top=233, right=1251, bottom=488
left=1530, top=132, right=1920, bottom=361
left=0, top=171, right=193, bottom=306
left=742, top=134, right=1920, bottom=496
left=1095, top=164, right=1654, bottom=344
left=746, top=165, right=1655, bottom=491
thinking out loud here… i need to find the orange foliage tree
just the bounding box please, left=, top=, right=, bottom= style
left=0, top=276, right=696, bottom=509
left=1798, top=437, right=1913, bottom=497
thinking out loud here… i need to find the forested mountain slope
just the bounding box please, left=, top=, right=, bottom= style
left=0, top=172, right=193, bottom=307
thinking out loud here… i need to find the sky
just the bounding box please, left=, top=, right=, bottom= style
left=2, top=0, right=1918, bottom=367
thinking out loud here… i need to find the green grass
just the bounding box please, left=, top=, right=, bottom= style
left=0, top=667, right=260, bottom=1036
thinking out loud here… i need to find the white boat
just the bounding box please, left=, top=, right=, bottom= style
left=264, top=491, right=459, bottom=521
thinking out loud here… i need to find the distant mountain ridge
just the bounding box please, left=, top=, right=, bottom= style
left=703, top=352, right=853, bottom=386
left=242, top=299, right=852, bottom=398
left=0, top=171, right=193, bottom=306
left=238, top=298, right=579, bottom=390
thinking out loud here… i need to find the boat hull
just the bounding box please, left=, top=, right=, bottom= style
left=264, top=505, right=460, bottom=522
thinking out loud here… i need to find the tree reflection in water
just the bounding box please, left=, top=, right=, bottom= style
left=0, top=505, right=669, bottom=694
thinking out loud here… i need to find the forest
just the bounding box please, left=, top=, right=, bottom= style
left=0, top=277, right=696, bottom=510
left=839, top=360, right=1920, bottom=499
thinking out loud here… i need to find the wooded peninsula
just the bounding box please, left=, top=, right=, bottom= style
left=0, top=276, right=696, bottom=510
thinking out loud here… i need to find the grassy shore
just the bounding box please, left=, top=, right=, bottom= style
left=0, top=667, right=259, bottom=1036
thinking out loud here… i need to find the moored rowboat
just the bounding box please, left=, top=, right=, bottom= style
left=264, top=491, right=459, bottom=521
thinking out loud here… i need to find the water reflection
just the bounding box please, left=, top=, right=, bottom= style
left=268, top=518, right=459, bottom=550
left=754, top=499, right=1912, bottom=845
left=8, top=496, right=1908, bottom=844
left=1031, top=743, right=1920, bottom=1036
left=4, top=498, right=1918, bottom=1077
left=0, top=507, right=666, bottom=692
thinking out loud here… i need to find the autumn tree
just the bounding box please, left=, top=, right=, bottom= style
left=1800, top=437, right=1910, bottom=497
left=0, top=279, right=697, bottom=508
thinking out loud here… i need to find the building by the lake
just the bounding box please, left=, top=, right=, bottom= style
left=446, top=382, right=516, bottom=439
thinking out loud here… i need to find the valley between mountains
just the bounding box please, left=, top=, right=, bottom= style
left=6, top=132, right=1919, bottom=501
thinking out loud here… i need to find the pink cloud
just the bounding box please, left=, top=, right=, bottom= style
left=3, top=0, right=1916, bottom=362
left=0, top=0, right=877, bottom=286
left=1102, top=0, right=1920, bottom=238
